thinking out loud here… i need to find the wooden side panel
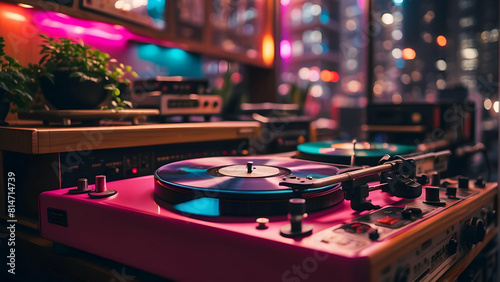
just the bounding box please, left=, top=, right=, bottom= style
left=0, top=128, right=38, bottom=154
left=0, top=121, right=260, bottom=154
left=38, top=122, right=260, bottom=154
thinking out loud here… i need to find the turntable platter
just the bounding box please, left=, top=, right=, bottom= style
left=297, top=141, right=415, bottom=165
left=154, top=156, right=343, bottom=216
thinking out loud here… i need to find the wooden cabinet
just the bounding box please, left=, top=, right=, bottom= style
left=0, top=121, right=260, bottom=219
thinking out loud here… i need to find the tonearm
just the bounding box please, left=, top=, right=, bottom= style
left=280, top=150, right=451, bottom=211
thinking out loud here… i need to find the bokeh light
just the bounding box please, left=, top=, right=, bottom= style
left=310, top=85, right=323, bottom=97
left=280, top=40, right=291, bottom=59
left=392, top=30, right=403, bottom=40
left=392, top=93, right=402, bottom=104
left=484, top=98, right=492, bottom=110
left=402, top=48, right=416, bottom=60
left=381, top=13, right=394, bottom=25
left=436, top=60, right=447, bottom=71
left=392, top=48, right=402, bottom=59
left=320, top=69, right=332, bottom=81
left=436, top=35, right=447, bottom=47
left=330, top=71, right=339, bottom=82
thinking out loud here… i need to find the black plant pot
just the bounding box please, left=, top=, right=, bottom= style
left=39, top=70, right=110, bottom=110
left=0, top=88, right=10, bottom=126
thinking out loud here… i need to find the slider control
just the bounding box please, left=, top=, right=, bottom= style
left=68, top=178, right=91, bottom=194
left=280, top=198, right=313, bottom=238
left=88, top=175, right=117, bottom=199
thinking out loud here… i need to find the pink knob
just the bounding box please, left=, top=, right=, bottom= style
left=95, top=175, right=107, bottom=193
left=77, top=178, right=88, bottom=191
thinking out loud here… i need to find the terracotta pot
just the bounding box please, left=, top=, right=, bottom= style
left=39, top=70, right=110, bottom=110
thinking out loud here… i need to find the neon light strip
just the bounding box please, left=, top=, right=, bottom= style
left=34, top=11, right=131, bottom=41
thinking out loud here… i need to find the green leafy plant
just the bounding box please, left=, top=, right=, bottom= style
left=0, top=36, right=34, bottom=112
left=37, top=34, right=137, bottom=109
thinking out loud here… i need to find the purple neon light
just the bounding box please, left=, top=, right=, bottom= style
left=280, top=40, right=291, bottom=59
left=357, top=0, right=365, bottom=10
left=280, top=0, right=290, bottom=6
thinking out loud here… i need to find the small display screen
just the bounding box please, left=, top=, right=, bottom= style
left=167, top=99, right=200, bottom=108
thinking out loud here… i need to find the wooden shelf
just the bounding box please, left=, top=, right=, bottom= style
left=130, top=36, right=271, bottom=68
left=0, top=121, right=260, bottom=154
left=2, top=0, right=274, bottom=68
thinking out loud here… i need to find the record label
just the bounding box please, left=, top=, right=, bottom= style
left=213, top=165, right=285, bottom=178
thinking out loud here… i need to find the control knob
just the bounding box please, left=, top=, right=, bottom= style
left=68, top=178, right=91, bottom=194
left=431, top=172, right=441, bottom=186
left=481, top=208, right=497, bottom=226
left=464, top=217, right=486, bottom=245
left=423, top=187, right=446, bottom=206
left=89, top=175, right=118, bottom=199
left=446, top=187, right=457, bottom=199
left=369, top=229, right=380, bottom=240
left=447, top=238, right=458, bottom=255
left=474, top=176, right=486, bottom=188
left=458, top=177, right=469, bottom=189
left=280, top=198, right=313, bottom=238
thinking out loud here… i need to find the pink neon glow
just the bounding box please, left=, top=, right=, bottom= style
left=33, top=11, right=131, bottom=42
left=281, top=0, right=290, bottom=6
left=54, top=12, right=70, bottom=19
left=280, top=40, right=291, bottom=59
left=357, top=0, right=365, bottom=11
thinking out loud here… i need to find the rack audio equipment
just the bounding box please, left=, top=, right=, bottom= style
left=132, top=76, right=222, bottom=120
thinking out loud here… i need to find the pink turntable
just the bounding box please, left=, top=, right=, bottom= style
left=39, top=155, right=498, bottom=281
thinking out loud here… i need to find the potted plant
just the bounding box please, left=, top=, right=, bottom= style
left=36, top=34, right=137, bottom=110
left=0, top=37, right=34, bottom=124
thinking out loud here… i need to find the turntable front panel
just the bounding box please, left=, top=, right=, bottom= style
left=39, top=175, right=498, bottom=281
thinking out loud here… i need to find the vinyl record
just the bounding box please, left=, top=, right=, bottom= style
left=297, top=141, right=415, bottom=166
left=154, top=156, right=343, bottom=216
